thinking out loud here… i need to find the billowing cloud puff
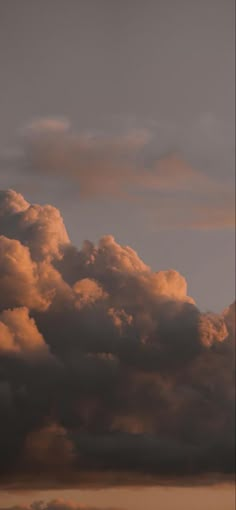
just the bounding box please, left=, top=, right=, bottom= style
left=0, top=189, right=29, bottom=215
left=198, top=313, right=228, bottom=347
left=0, top=189, right=234, bottom=490
left=0, top=307, right=48, bottom=356
left=0, top=236, right=50, bottom=311
left=0, top=189, right=69, bottom=261
left=73, top=278, right=107, bottom=309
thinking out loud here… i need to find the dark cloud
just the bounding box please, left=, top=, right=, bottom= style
left=0, top=190, right=235, bottom=490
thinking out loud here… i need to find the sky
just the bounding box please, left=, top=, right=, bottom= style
left=0, top=1, right=235, bottom=509
left=0, top=0, right=235, bottom=312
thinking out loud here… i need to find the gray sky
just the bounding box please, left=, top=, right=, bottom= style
left=0, top=0, right=235, bottom=312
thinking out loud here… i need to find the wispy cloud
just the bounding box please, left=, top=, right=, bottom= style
left=145, top=189, right=235, bottom=230
left=0, top=500, right=121, bottom=510
left=0, top=117, right=234, bottom=231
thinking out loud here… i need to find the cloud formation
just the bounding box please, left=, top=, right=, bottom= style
left=0, top=190, right=235, bottom=490
left=0, top=500, right=120, bottom=510
left=22, top=118, right=224, bottom=197
left=2, top=118, right=234, bottom=230
left=23, top=119, right=149, bottom=199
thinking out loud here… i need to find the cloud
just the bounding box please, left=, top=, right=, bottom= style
left=23, top=423, right=75, bottom=474
left=0, top=190, right=234, bottom=489
left=1, top=117, right=234, bottom=230
left=22, top=119, right=149, bottom=199
left=145, top=189, right=235, bottom=231
left=0, top=500, right=120, bottom=510
left=0, top=307, right=48, bottom=357
left=21, top=119, right=222, bottom=197
left=0, top=236, right=49, bottom=311
left=0, top=189, right=69, bottom=261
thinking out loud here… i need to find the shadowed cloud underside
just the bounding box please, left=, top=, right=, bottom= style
left=0, top=189, right=235, bottom=490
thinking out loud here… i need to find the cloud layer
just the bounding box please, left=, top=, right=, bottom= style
left=2, top=118, right=234, bottom=230
left=1, top=500, right=120, bottom=510
left=0, top=190, right=235, bottom=490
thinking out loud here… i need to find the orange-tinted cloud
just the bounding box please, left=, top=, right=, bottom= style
left=0, top=307, right=48, bottom=356
left=2, top=118, right=234, bottom=230
left=0, top=190, right=234, bottom=489
left=0, top=500, right=121, bottom=510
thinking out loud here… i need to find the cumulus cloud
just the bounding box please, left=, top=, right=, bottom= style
left=0, top=189, right=69, bottom=261
left=198, top=313, right=228, bottom=347
left=0, top=190, right=234, bottom=489
left=0, top=307, right=48, bottom=356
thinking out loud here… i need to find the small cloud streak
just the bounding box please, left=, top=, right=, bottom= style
left=145, top=191, right=235, bottom=231
left=0, top=500, right=120, bottom=510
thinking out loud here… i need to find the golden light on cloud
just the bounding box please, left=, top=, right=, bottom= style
left=0, top=189, right=234, bottom=493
